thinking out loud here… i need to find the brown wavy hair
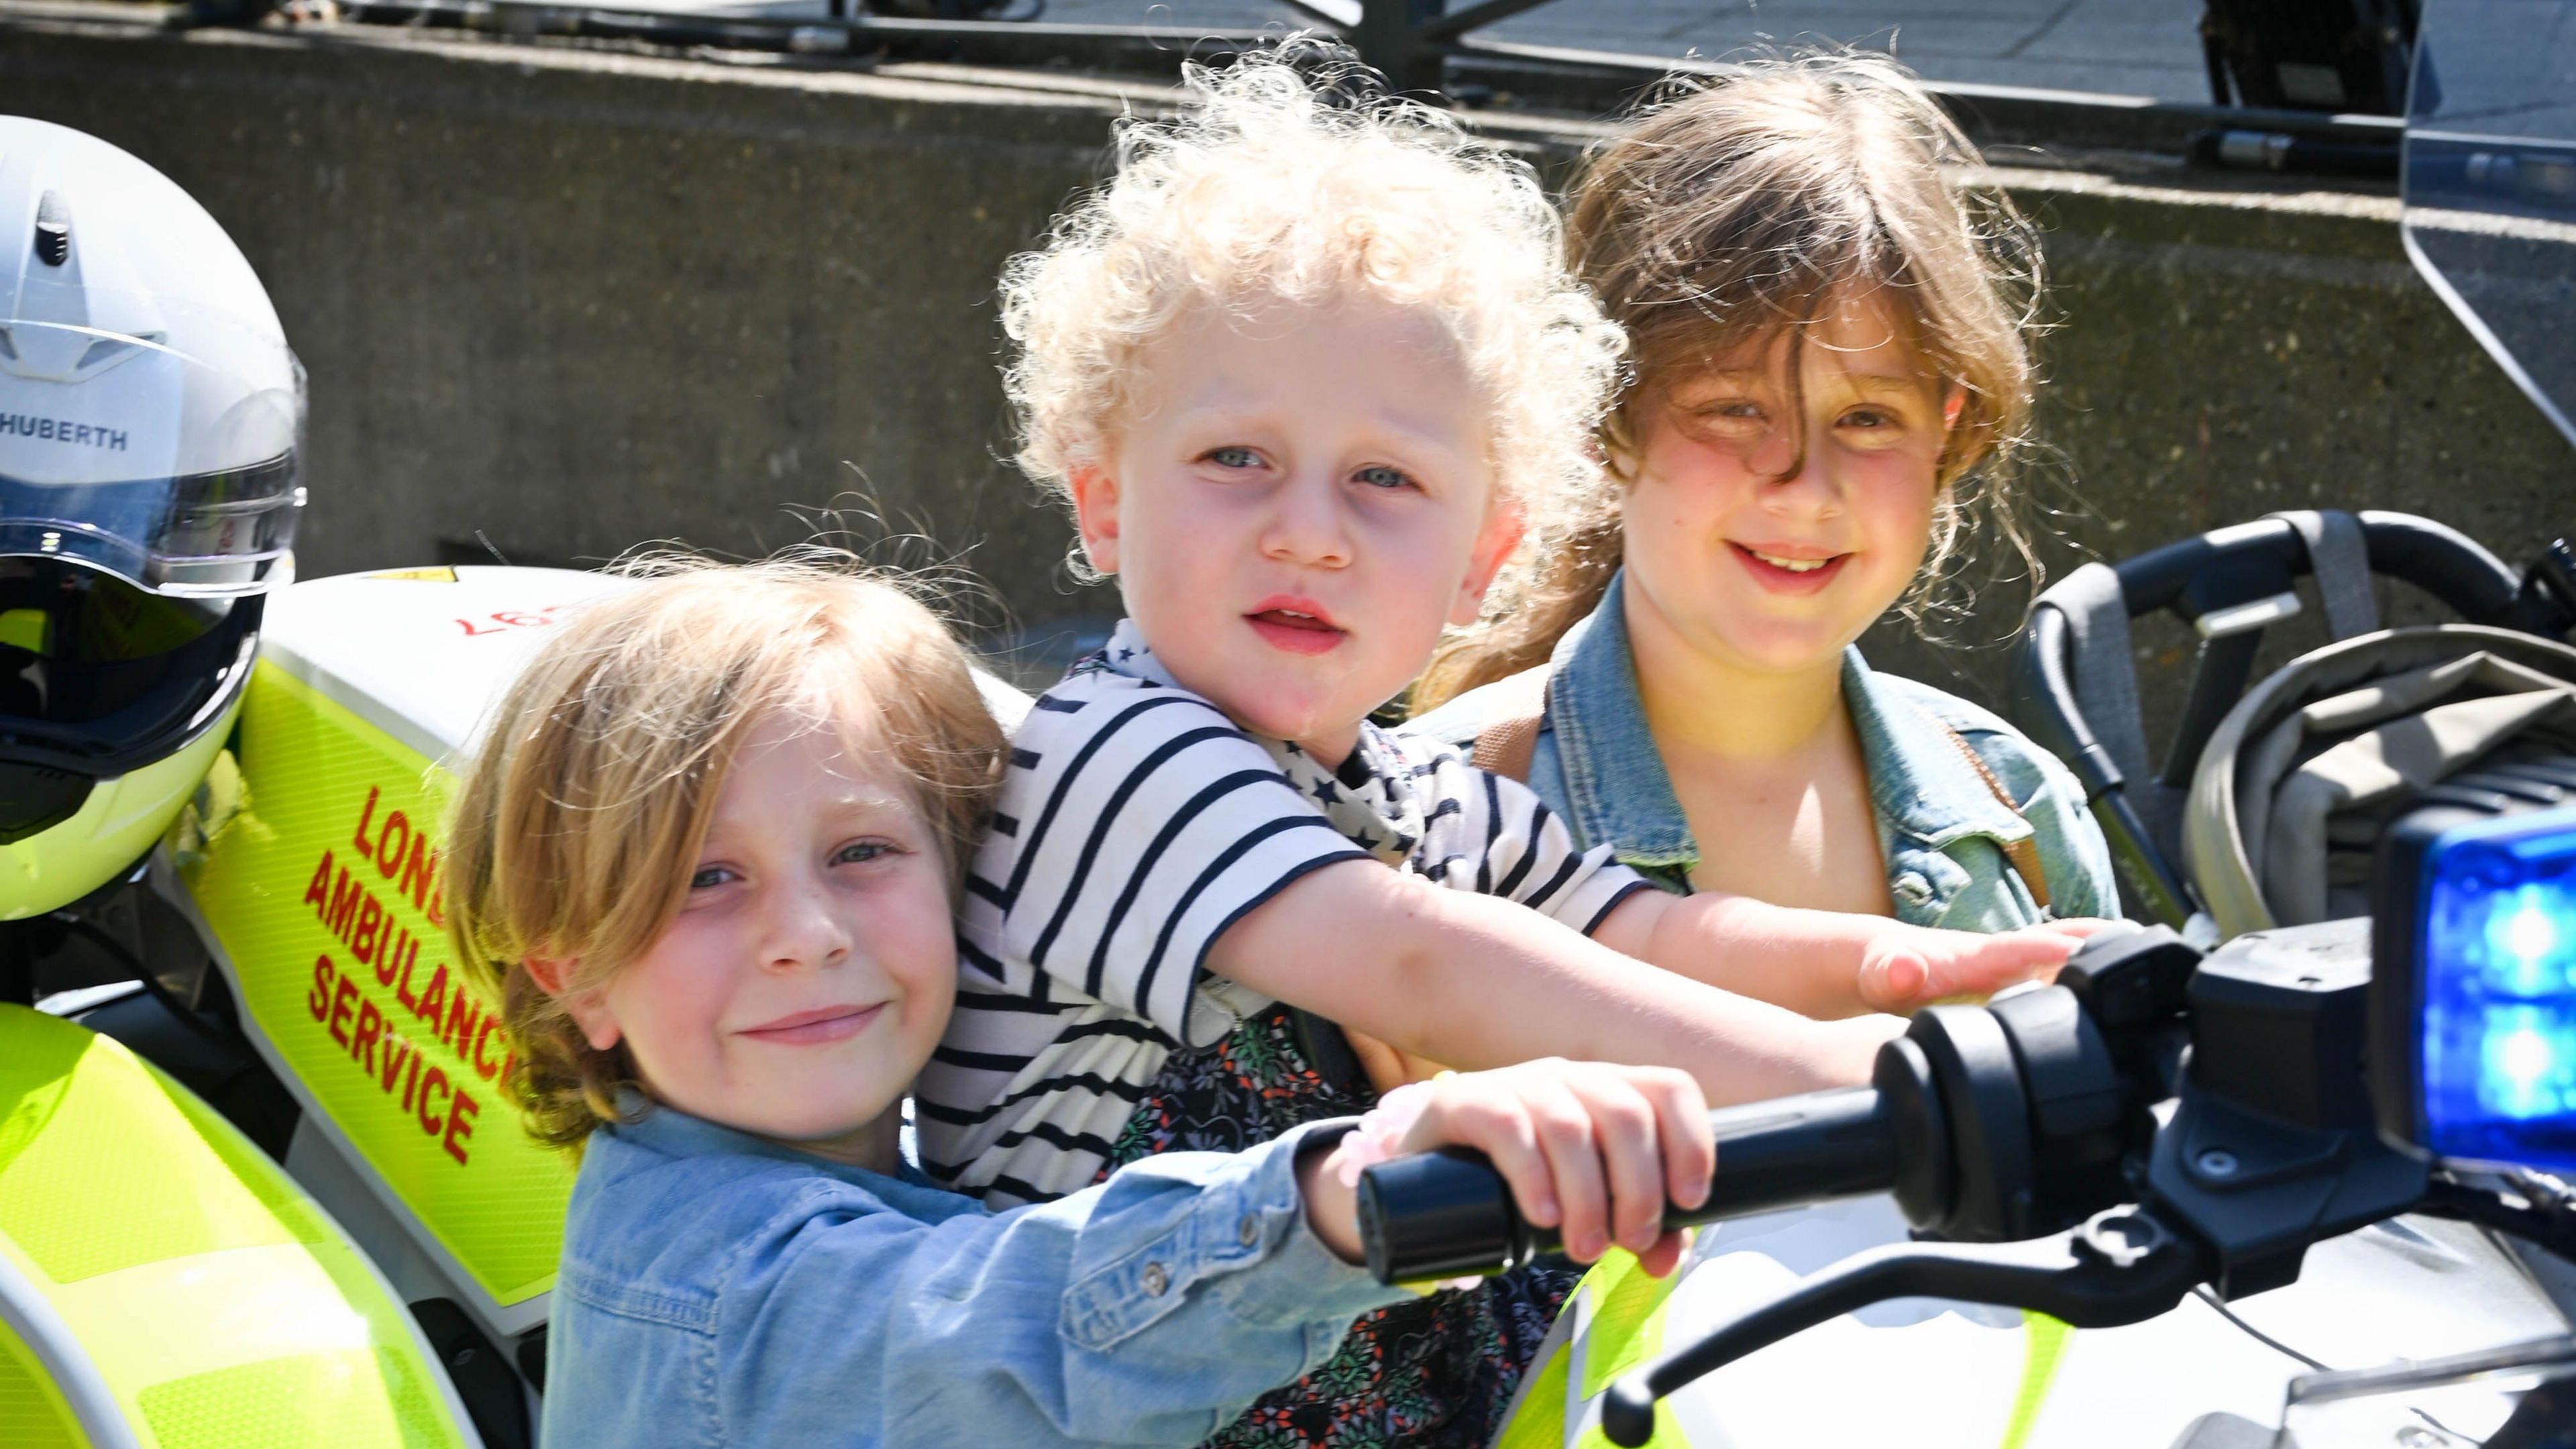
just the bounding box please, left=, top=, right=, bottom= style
left=441, top=553, right=1004, bottom=1155
left=1417, top=53, right=2047, bottom=708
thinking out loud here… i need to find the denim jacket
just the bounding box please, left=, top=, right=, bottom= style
left=1407, top=576, right=2116, bottom=930
left=542, top=1102, right=1404, bottom=1449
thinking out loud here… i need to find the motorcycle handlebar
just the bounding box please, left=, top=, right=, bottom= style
left=1356, top=1086, right=1900, bottom=1283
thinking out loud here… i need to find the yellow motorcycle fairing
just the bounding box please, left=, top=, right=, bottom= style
left=0, top=1004, right=475, bottom=1448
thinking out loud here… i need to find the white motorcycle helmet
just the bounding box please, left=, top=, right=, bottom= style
left=0, top=117, right=303, bottom=920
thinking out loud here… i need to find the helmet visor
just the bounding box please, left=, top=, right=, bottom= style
left=0, top=555, right=253, bottom=772
left=0, top=317, right=304, bottom=596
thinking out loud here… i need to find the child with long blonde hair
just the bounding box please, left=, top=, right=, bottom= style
left=443, top=555, right=1721, bottom=1448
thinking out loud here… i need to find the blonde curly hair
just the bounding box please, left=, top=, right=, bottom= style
left=999, top=42, right=1626, bottom=562
left=442, top=553, right=1004, bottom=1155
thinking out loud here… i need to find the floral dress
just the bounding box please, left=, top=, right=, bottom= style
left=1101, top=1004, right=1576, bottom=1449
left=1097, top=731, right=1580, bottom=1449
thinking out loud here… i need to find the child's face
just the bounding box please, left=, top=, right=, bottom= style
left=559, top=705, right=957, bottom=1166
left=1069, top=298, right=1523, bottom=762
left=1619, top=288, right=1957, bottom=680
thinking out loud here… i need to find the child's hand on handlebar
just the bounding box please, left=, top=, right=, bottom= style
left=1302, top=1059, right=1715, bottom=1279
left=1856, top=918, right=2115, bottom=1014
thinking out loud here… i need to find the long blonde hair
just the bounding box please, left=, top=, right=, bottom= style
left=442, top=553, right=1004, bottom=1152
left=1418, top=54, right=2046, bottom=706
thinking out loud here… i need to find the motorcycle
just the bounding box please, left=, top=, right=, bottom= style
left=8, top=2, right=2571, bottom=1447
left=5, top=562, right=639, bottom=1448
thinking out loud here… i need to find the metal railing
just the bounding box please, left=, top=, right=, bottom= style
left=312, top=0, right=2407, bottom=165
left=1279, top=0, right=1555, bottom=95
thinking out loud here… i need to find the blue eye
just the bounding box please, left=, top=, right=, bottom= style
left=1354, top=464, right=1413, bottom=490
left=689, top=865, right=735, bottom=890
left=835, top=840, right=894, bottom=866
left=1682, top=400, right=1768, bottom=435
left=1205, top=445, right=1260, bottom=470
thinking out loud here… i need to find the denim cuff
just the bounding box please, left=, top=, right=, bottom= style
left=1059, top=1121, right=1404, bottom=1350
left=1209, top=1121, right=1407, bottom=1328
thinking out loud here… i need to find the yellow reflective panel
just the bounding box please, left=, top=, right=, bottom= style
left=138, top=1348, right=448, bottom=1449
left=181, top=661, right=573, bottom=1306
left=0, top=1322, right=88, bottom=1449
left=0, top=1009, right=316, bottom=1284
left=1577, top=1250, right=1681, bottom=1401
left=0, top=608, right=46, bottom=654
left=1998, top=1314, right=2074, bottom=1449
left=0, top=1008, right=470, bottom=1449
left=1492, top=1340, right=1568, bottom=1449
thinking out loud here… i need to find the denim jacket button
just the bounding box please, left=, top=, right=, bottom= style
left=1141, top=1262, right=1169, bottom=1297
left=1237, top=1214, right=1261, bottom=1248
left=1894, top=872, right=1935, bottom=905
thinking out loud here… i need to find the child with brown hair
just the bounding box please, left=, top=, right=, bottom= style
left=442, top=554, right=1721, bottom=1448
left=1411, top=54, right=2117, bottom=938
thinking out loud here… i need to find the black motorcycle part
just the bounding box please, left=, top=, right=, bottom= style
left=1901, top=1004, right=2035, bottom=1240
left=1357, top=978, right=2146, bottom=1279
left=2528, top=538, right=2576, bottom=635
left=2057, top=924, right=2202, bottom=1087
left=516, top=1324, right=548, bottom=1395
left=2189, top=922, right=2374, bottom=1132
left=2012, top=509, right=2544, bottom=926
left=1988, top=985, right=2131, bottom=1232
left=0, top=759, right=91, bottom=843
left=1357, top=1084, right=1901, bottom=1283
left=411, top=1298, right=532, bottom=1449
left=2147, top=922, right=2428, bottom=1299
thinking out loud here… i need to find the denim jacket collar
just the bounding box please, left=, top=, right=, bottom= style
left=604, top=1093, right=961, bottom=1217
left=1548, top=580, right=1695, bottom=871
left=1548, top=574, right=2032, bottom=880
left=1843, top=651, right=2035, bottom=851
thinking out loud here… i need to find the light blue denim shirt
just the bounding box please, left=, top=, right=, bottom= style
left=542, top=1101, right=1404, bottom=1449
left=1407, top=576, right=2116, bottom=930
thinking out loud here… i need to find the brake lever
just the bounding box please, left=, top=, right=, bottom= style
left=1600, top=1206, right=2213, bottom=1448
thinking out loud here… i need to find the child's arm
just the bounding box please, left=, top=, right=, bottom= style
left=1589, top=891, right=2104, bottom=1021
left=700, top=1063, right=1711, bottom=1448
left=1210, top=860, right=1897, bottom=1104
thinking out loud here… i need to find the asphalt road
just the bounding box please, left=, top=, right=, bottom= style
left=1038, top=0, right=2213, bottom=101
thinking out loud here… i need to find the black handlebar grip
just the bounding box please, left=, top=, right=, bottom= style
left=1356, top=1087, right=1901, bottom=1284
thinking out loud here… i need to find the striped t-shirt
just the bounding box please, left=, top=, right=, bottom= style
left=915, top=621, right=1652, bottom=1208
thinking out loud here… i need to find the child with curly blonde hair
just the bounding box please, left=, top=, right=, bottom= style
left=917, top=46, right=2089, bottom=1446
left=444, top=555, right=1721, bottom=1448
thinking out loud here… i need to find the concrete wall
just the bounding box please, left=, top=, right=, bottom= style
left=5, top=8, right=2570, bottom=718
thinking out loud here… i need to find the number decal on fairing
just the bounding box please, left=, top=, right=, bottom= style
left=453, top=604, right=576, bottom=637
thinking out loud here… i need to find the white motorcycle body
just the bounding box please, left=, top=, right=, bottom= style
left=1523, top=1189, right=2569, bottom=1447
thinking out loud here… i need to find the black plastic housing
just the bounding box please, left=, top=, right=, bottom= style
left=2192, top=922, right=2374, bottom=1132
left=1354, top=1086, right=1902, bottom=1285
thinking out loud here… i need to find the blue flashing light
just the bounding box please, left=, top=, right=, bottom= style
left=2420, top=810, right=2576, bottom=1171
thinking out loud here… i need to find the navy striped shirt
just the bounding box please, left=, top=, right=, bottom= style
left=916, top=625, right=1650, bottom=1207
